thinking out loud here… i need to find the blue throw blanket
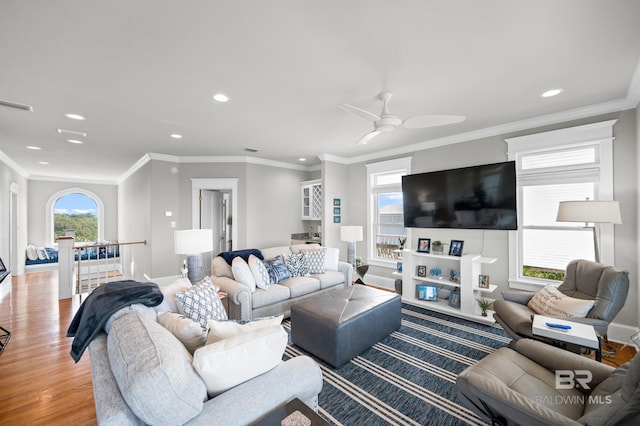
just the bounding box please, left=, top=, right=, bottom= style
left=218, top=248, right=263, bottom=264
left=66, top=280, right=163, bottom=362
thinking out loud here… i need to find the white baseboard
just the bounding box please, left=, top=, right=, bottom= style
left=607, top=322, right=640, bottom=350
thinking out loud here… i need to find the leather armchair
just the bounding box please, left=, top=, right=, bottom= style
left=456, top=339, right=640, bottom=425
left=493, top=259, right=629, bottom=342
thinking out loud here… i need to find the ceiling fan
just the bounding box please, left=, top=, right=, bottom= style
left=339, top=91, right=465, bottom=145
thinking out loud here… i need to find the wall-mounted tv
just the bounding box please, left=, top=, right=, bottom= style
left=402, top=161, right=517, bottom=230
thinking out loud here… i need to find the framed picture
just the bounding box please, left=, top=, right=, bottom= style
left=417, top=285, right=438, bottom=301
left=333, top=207, right=341, bottom=214
left=333, top=215, right=341, bottom=223
left=448, top=240, right=464, bottom=256
left=396, top=261, right=403, bottom=273
left=448, top=289, right=461, bottom=308
left=416, top=265, right=427, bottom=277
left=417, top=238, right=431, bottom=253
left=333, top=198, right=341, bottom=206
left=478, top=274, right=490, bottom=289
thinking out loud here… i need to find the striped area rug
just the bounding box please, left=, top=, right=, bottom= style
left=283, top=303, right=511, bottom=426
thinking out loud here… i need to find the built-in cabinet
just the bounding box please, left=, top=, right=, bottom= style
left=301, top=179, right=322, bottom=220
left=401, top=249, right=497, bottom=325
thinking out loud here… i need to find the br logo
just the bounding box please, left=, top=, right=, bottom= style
left=556, top=370, right=593, bottom=390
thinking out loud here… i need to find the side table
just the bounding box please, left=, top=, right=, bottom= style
left=532, top=315, right=602, bottom=362
left=250, top=398, right=329, bottom=426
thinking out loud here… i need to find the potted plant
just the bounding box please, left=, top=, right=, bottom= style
left=476, top=298, right=491, bottom=317
left=432, top=240, right=445, bottom=254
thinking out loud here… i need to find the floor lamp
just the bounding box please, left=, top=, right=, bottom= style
left=174, top=229, right=214, bottom=283
left=556, top=200, right=621, bottom=263
left=340, top=225, right=363, bottom=267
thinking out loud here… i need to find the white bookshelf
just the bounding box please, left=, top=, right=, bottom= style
left=401, top=249, right=497, bottom=325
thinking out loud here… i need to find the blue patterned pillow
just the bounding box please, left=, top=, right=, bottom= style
left=175, top=278, right=228, bottom=330
left=263, top=256, right=291, bottom=284
left=300, top=248, right=326, bottom=274
left=283, top=253, right=310, bottom=277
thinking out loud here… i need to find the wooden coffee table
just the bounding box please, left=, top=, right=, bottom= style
left=532, top=315, right=602, bottom=361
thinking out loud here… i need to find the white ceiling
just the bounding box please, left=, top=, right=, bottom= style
left=1, top=0, right=640, bottom=184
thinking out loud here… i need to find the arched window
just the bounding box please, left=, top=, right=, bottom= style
left=46, top=188, right=104, bottom=245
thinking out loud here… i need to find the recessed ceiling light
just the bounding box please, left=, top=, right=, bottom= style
left=65, top=113, right=85, bottom=120
left=541, top=88, right=564, bottom=98
left=170, top=134, right=183, bottom=139
left=39, top=161, right=49, bottom=165
left=67, top=139, right=84, bottom=144
left=299, top=158, right=306, bottom=162
left=27, top=145, right=42, bottom=150
left=57, top=128, right=87, bottom=137
left=213, top=93, right=229, bottom=103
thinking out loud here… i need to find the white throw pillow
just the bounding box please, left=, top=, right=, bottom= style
left=192, top=325, right=287, bottom=396
left=248, top=254, right=269, bottom=291
left=158, top=312, right=207, bottom=354
left=211, top=256, right=234, bottom=278
left=206, top=314, right=284, bottom=344
left=231, top=257, right=256, bottom=292
left=155, top=278, right=192, bottom=313
left=527, top=284, right=595, bottom=318
left=324, top=247, right=340, bottom=271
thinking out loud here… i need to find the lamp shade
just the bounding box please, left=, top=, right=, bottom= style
left=340, top=225, right=363, bottom=242
left=174, top=229, right=214, bottom=255
left=556, top=201, right=622, bottom=224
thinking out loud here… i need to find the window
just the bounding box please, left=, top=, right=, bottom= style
left=46, top=188, right=104, bottom=245
left=366, top=157, right=411, bottom=267
left=506, top=120, right=616, bottom=287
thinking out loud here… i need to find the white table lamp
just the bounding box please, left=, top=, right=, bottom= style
left=556, top=200, right=621, bottom=263
left=340, top=225, right=363, bottom=266
left=174, top=229, right=214, bottom=283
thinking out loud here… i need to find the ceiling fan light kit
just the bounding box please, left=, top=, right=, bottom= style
left=339, top=91, right=465, bottom=145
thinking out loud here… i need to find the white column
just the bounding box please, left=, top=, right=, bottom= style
left=58, top=236, right=75, bottom=299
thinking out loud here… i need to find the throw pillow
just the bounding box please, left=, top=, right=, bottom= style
left=231, top=257, right=256, bottom=292
left=248, top=254, right=270, bottom=290
left=206, top=314, right=284, bottom=344
left=527, top=284, right=595, bottom=318
left=158, top=311, right=207, bottom=353
left=36, top=247, right=49, bottom=260
left=300, top=248, right=326, bottom=274
left=154, top=277, right=192, bottom=313
left=211, top=256, right=233, bottom=278
left=175, top=278, right=228, bottom=330
left=324, top=247, right=340, bottom=271
left=26, top=244, right=38, bottom=261
left=192, top=325, right=287, bottom=397
left=283, top=252, right=310, bottom=277
left=263, top=256, right=292, bottom=284
left=107, top=311, right=207, bottom=425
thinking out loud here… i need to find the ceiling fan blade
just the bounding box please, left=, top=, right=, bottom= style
left=356, top=130, right=381, bottom=145
left=403, top=115, right=466, bottom=129
left=338, top=103, right=380, bottom=122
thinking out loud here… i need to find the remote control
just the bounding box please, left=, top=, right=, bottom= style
left=546, top=322, right=572, bottom=330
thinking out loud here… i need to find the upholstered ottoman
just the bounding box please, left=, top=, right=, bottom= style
left=291, top=285, right=401, bottom=368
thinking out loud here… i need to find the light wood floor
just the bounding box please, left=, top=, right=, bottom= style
left=0, top=271, right=96, bottom=425
left=0, top=273, right=635, bottom=426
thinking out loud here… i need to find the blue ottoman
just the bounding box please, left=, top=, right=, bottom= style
left=291, top=285, right=401, bottom=368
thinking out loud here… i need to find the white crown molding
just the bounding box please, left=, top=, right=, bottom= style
left=318, top=153, right=350, bottom=164
left=117, top=153, right=153, bottom=184
left=0, top=149, right=28, bottom=178
left=29, top=175, right=118, bottom=185
left=627, top=56, right=640, bottom=107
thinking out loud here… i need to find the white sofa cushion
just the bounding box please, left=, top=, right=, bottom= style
left=324, top=247, right=340, bottom=271
left=261, top=246, right=292, bottom=260
left=107, top=311, right=207, bottom=425
left=231, top=257, right=256, bottom=292
left=211, top=256, right=234, bottom=278
left=192, top=325, right=288, bottom=396
left=206, top=314, right=284, bottom=344
left=158, top=312, right=207, bottom=354
left=527, top=284, right=595, bottom=318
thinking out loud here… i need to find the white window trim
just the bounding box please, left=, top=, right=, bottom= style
left=366, top=157, right=411, bottom=268
left=505, top=120, right=616, bottom=290
left=46, top=187, right=105, bottom=246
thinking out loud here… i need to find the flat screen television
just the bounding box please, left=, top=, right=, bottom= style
left=402, top=161, right=517, bottom=230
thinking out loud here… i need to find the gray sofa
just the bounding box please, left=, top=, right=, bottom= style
left=211, top=244, right=353, bottom=320
left=88, top=304, right=323, bottom=425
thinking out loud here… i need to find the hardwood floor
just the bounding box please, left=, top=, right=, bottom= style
left=0, top=272, right=96, bottom=426
left=0, top=273, right=635, bottom=426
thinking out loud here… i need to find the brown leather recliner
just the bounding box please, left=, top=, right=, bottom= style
left=493, top=259, right=629, bottom=344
